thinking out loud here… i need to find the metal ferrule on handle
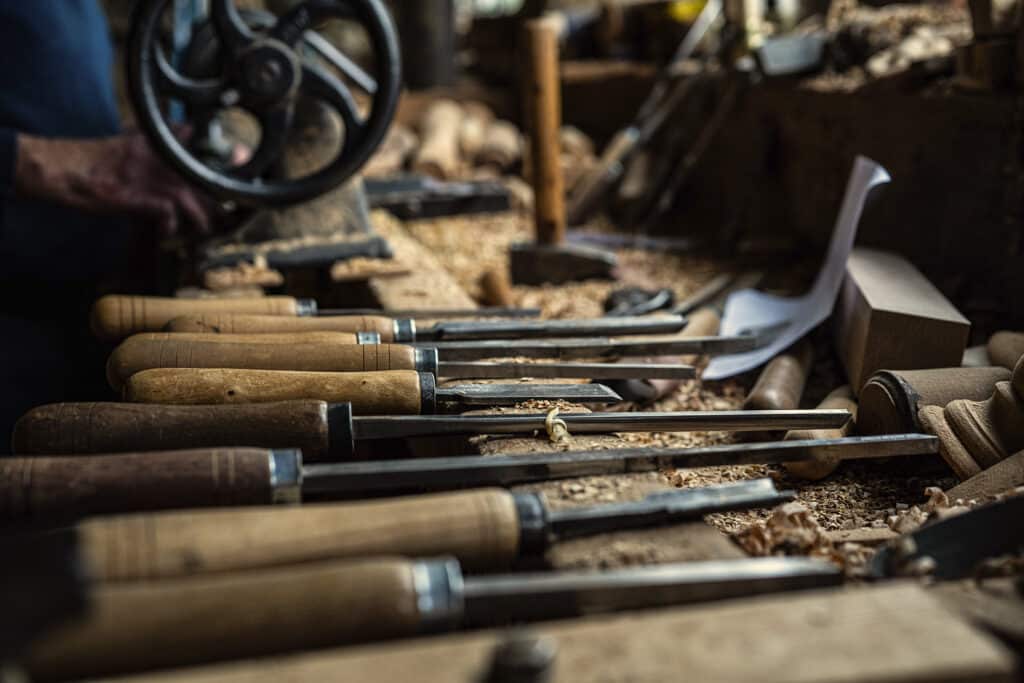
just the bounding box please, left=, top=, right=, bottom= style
left=512, top=493, right=550, bottom=555
left=295, top=299, right=319, bottom=317
left=419, top=372, right=438, bottom=413
left=358, top=332, right=383, bottom=344
left=414, top=348, right=440, bottom=374
left=394, top=319, right=417, bottom=343
left=268, top=449, right=304, bottom=504
left=412, top=558, right=466, bottom=633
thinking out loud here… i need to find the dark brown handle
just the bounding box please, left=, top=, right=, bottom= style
left=124, top=368, right=424, bottom=415
left=783, top=386, right=858, bottom=480
left=81, top=489, right=519, bottom=583
left=524, top=19, right=565, bottom=245
left=108, top=334, right=419, bottom=391
left=90, top=295, right=300, bottom=341
left=26, top=557, right=424, bottom=682
left=744, top=339, right=814, bottom=412
left=12, top=401, right=331, bottom=460
left=166, top=314, right=397, bottom=341
left=0, top=449, right=280, bottom=523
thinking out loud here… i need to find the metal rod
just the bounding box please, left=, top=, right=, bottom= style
left=437, top=361, right=697, bottom=380
left=437, top=383, right=621, bottom=407
left=317, top=307, right=542, bottom=319
left=420, top=315, right=688, bottom=341
left=416, top=335, right=759, bottom=360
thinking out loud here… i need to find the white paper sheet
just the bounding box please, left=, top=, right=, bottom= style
left=702, top=156, right=891, bottom=380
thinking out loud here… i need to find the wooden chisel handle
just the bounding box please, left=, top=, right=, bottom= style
left=81, top=489, right=520, bottom=583
left=12, top=401, right=332, bottom=461
left=124, top=368, right=429, bottom=415
left=743, top=339, right=815, bottom=412
left=524, top=19, right=565, bottom=244
left=108, top=334, right=425, bottom=391
left=167, top=313, right=399, bottom=342
left=90, top=295, right=303, bottom=341
left=783, top=386, right=858, bottom=481
left=27, top=557, right=437, bottom=682
left=0, top=449, right=296, bottom=523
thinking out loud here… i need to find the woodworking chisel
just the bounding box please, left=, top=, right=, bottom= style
left=316, top=306, right=541, bottom=318
left=18, top=480, right=792, bottom=569
left=29, top=555, right=840, bottom=681
left=13, top=401, right=852, bottom=462
left=105, top=334, right=698, bottom=391
left=122, top=368, right=622, bottom=413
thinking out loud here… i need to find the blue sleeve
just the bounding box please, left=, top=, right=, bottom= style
left=0, top=127, right=15, bottom=197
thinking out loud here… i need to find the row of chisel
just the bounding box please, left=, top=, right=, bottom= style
left=8, top=294, right=940, bottom=681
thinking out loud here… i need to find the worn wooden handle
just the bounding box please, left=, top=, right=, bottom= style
left=744, top=339, right=815, bottom=412
left=12, top=401, right=331, bottom=461
left=783, top=386, right=858, bottom=481
left=90, top=295, right=300, bottom=341
left=108, top=334, right=418, bottom=390
left=524, top=19, right=565, bottom=244
left=124, top=368, right=424, bottom=414
left=27, top=557, right=424, bottom=682
left=166, top=314, right=397, bottom=341
left=0, top=448, right=278, bottom=523
left=81, top=489, right=519, bottom=583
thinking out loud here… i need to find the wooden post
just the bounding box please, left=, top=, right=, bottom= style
left=524, top=19, right=566, bottom=247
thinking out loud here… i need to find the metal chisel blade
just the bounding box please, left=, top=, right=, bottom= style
left=302, top=434, right=938, bottom=498
left=415, top=334, right=759, bottom=360
left=316, top=307, right=542, bottom=319
left=436, top=361, right=697, bottom=380
left=419, top=315, right=688, bottom=341
left=436, top=383, right=622, bottom=407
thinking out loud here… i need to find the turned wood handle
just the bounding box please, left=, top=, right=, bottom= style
left=413, top=99, right=464, bottom=180
left=81, top=489, right=519, bottom=583
left=27, top=557, right=426, bottom=682
left=12, top=401, right=331, bottom=461
left=108, top=334, right=418, bottom=391
left=524, top=19, right=565, bottom=245
left=0, top=448, right=281, bottom=523
left=90, top=296, right=301, bottom=341
left=124, top=368, right=425, bottom=415
left=987, top=331, right=1024, bottom=371
left=166, top=314, right=397, bottom=341
left=744, top=339, right=815, bottom=412
left=783, top=386, right=858, bottom=481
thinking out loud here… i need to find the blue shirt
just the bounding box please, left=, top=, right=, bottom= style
left=0, top=1, right=125, bottom=282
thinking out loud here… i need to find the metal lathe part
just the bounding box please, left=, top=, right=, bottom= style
left=301, top=435, right=939, bottom=498
left=268, top=449, right=304, bottom=504
left=436, top=361, right=697, bottom=380
left=416, top=335, right=759, bottom=360
left=421, top=315, right=688, bottom=342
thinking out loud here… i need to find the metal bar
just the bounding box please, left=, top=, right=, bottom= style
left=436, top=361, right=697, bottom=380
left=417, top=335, right=759, bottom=360
left=421, top=316, right=688, bottom=341
left=316, top=307, right=542, bottom=319
left=437, top=383, right=622, bottom=407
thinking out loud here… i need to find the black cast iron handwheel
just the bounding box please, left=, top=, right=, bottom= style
left=127, top=0, right=401, bottom=207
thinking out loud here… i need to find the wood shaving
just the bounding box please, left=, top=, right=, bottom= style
left=544, top=408, right=570, bottom=444
left=202, top=255, right=284, bottom=291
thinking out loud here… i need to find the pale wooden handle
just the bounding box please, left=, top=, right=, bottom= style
left=90, top=296, right=300, bottom=341
left=0, top=449, right=276, bottom=523
left=524, top=19, right=565, bottom=244
left=744, top=339, right=815, bottom=411
left=27, top=558, right=423, bottom=682
left=13, top=401, right=331, bottom=460
left=166, top=314, right=397, bottom=341
left=82, top=489, right=519, bottom=583
left=783, top=386, right=858, bottom=480
left=124, top=368, right=424, bottom=414
left=108, top=335, right=418, bottom=390
left=412, top=99, right=463, bottom=179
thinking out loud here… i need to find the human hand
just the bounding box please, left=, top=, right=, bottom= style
left=14, top=131, right=215, bottom=235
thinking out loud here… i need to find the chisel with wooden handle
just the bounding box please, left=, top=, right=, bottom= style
left=105, top=334, right=698, bottom=390
left=53, top=480, right=792, bottom=580
left=26, top=554, right=839, bottom=681
left=122, top=368, right=622, bottom=413
left=12, top=401, right=850, bottom=462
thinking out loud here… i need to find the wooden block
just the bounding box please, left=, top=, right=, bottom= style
left=105, top=584, right=1017, bottom=683
left=835, top=248, right=970, bottom=394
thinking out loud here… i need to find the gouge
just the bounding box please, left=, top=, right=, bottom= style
left=166, top=312, right=688, bottom=342
left=13, top=401, right=851, bottom=462
left=122, top=368, right=622, bottom=413
left=27, top=555, right=839, bottom=681
left=55, top=481, right=793, bottom=579
left=105, top=334, right=698, bottom=391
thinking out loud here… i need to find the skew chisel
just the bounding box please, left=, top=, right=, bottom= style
left=13, top=401, right=852, bottom=461
left=27, top=555, right=840, bottom=681
left=122, top=368, right=622, bottom=413
left=17, top=480, right=792, bottom=573
left=105, top=334, right=697, bottom=391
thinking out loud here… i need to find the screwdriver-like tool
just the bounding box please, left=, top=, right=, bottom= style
left=13, top=401, right=851, bottom=462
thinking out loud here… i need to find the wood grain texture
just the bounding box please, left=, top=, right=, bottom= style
left=12, top=401, right=331, bottom=461
left=0, top=449, right=274, bottom=522
left=946, top=449, right=1024, bottom=501
left=986, top=331, right=1024, bottom=370
left=524, top=19, right=566, bottom=245
left=123, top=369, right=424, bottom=415
left=90, top=296, right=300, bottom=341
left=108, top=335, right=417, bottom=390
left=102, top=584, right=1016, bottom=683
left=165, top=314, right=397, bottom=341
left=783, top=386, right=858, bottom=480
left=27, top=558, right=423, bottom=682
left=82, top=489, right=520, bottom=583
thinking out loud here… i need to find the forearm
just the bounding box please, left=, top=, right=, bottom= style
left=12, top=134, right=108, bottom=203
